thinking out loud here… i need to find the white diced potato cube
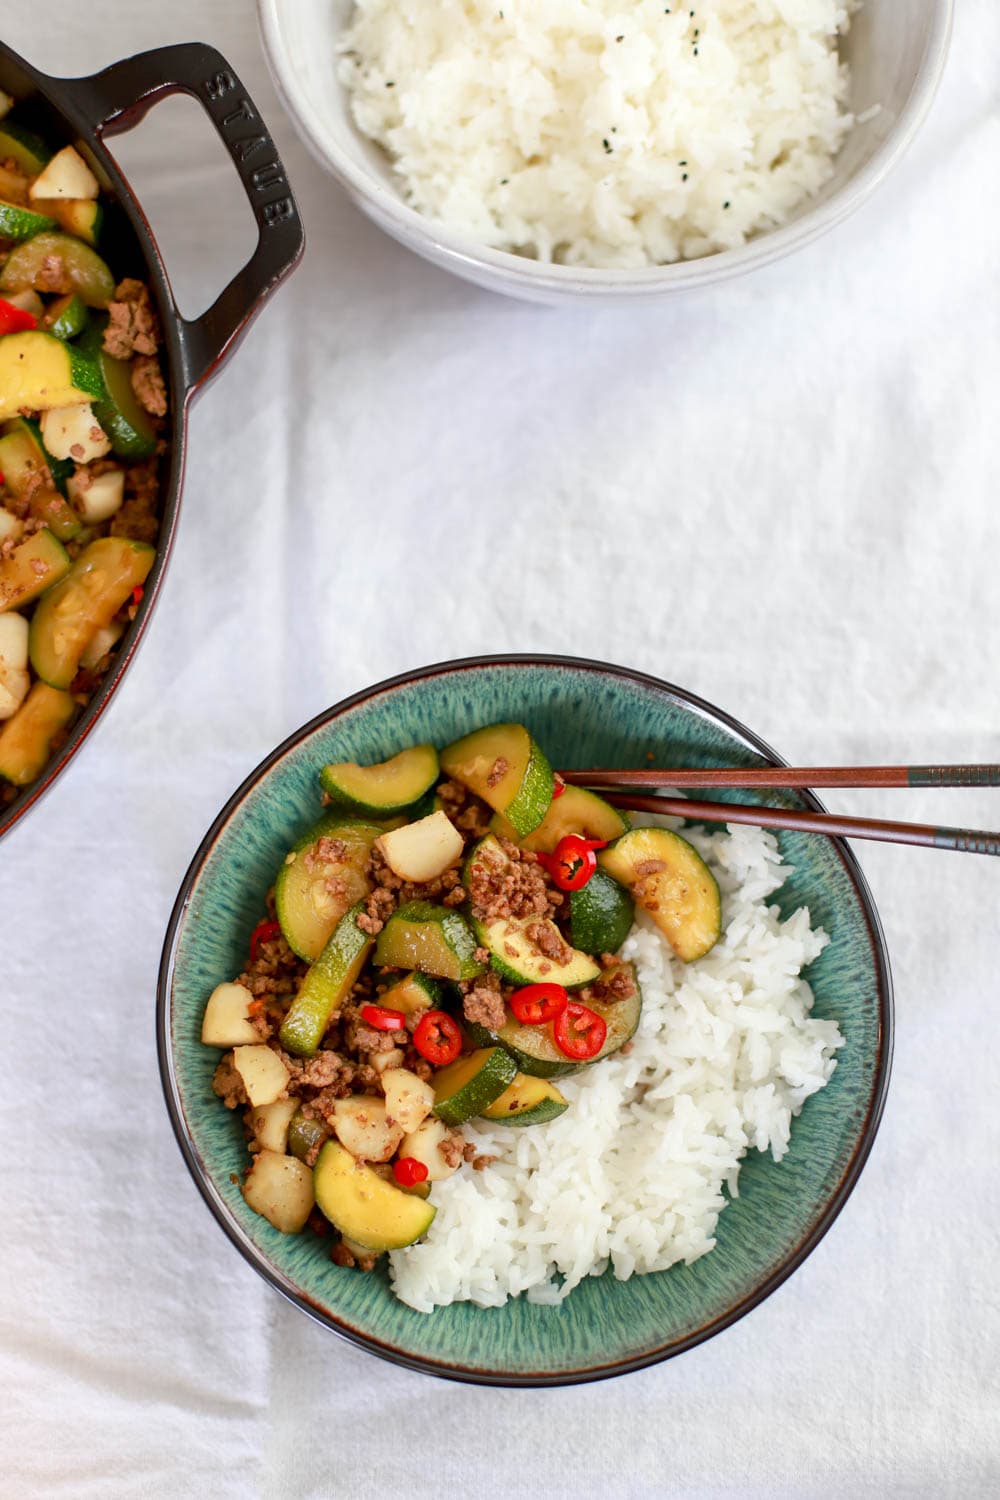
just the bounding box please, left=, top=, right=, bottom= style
left=376, top=811, right=464, bottom=883
left=0, top=508, right=23, bottom=545
left=201, top=982, right=259, bottom=1047
left=331, top=1096, right=404, bottom=1163
left=0, top=613, right=29, bottom=672
left=372, top=1047, right=405, bottom=1075
left=383, top=1068, right=435, bottom=1134
left=398, top=1118, right=462, bottom=1182
left=232, top=1045, right=289, bottom=1108
left=29, top=145, right=99, bottom=201
left=242, top=1150, right=314, bottom=1233
left=67, top=467, right=124, bottom=524
left=40, top=403, right=110, bottom=463
left=78, top=619, right=124, bottom=671
left=0, top=664, right=30, bottom=721
left=250, top=1098, right=298, bottom=1155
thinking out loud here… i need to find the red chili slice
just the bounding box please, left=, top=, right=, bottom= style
left=553, top=1001, right=607, bottom=1061
left=393, top=1156, right=429, bottom=1187
left=538, top=833, right=608, bottom=891
left=131, top=586, right=144, bottom=607
left=509, top=982, right=568, bottom=1025
left=0, top=297, right=37, bottom=335
left=413, top=1009, right=462, bottom=1067
left=249, top=918, right=281, bottom=961
left=552, top=779, right=566, bottom=798
left=360, top=1003, right=406, bottom=1032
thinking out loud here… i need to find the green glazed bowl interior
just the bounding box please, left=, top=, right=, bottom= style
left=158, top=656, right=892, bottom=1386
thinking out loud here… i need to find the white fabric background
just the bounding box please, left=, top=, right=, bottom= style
left=2, top=2, right=998, bottom=1495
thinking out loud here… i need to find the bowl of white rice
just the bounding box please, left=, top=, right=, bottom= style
left=159, top=655, right=893, bottom=1385
left=258, top=0, right=952, bottom=303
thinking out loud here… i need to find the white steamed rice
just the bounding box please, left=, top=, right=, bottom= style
left=389, top=818, right=843, bottom=1313
left=339, top=0, right=858, bottom=269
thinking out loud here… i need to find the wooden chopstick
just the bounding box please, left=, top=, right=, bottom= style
left=598, top=792, right=1000, bottom=856
left=561, top=764, right=1000, bottom=790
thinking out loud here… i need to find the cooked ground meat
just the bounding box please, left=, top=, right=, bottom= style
left=367, top=843, right=464, bottom=906
left=212, top=1054, right=248, bottom=1110
left=304, top=836, right=347, bottom=871
left=525, top=920, right=573, bottom=966
left=466, top=837, right=560, bottom=923
left=592, top=967, right=636, bottom=1001
left=131, top=354, right=168, bottom=417
left=109, top=457, right=161, bottom=545
left=486, top=755, right=508, bottom=788
left=102, top=277, right=160, bottom=359
left=356, top=885, right=396, bottom=935
left=462, top=971, right=506, bottom=1031
left=435, top=777, right=493, bottom=839
left=439, top=1129, right=466, bottom=1168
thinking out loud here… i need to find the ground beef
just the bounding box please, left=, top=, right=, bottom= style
left=102, top=277, right=160, bottom=359
left=435, top=778, right=493, bottom=839
left=525, top=920, right=573, bottom=966
left=356, top=885, right=396, bottom=935
left=592, top=967, right=636, bottom=1002
left=110, top=457, right=161, bottom=545
left=212, top=1054, right=248, bottom=1110
left=462, top=971, right=506, bottom=1031
left=299, top=1050, right=353, bottom=1090
left=466, top=837, right=559, bottom=923
left=486, top=756, right=508, bottom=788
left=131, top=354, right=168, bottom=417
left=304, top=836, right=347, bottom=871
left=439, top=1130, right=466, bottom=1168
left=367, top=844, right=465, bottom=906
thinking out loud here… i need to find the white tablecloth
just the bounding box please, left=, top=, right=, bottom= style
left=3, top=3, right=999, bottom=1495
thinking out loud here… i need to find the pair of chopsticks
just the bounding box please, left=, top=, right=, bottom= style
left=558, top=766, right=1000, bottom=856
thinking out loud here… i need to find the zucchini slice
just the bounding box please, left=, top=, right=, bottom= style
left=0, top=680, right=75, bottom=785
left=465, top=967, right=642, bottom=1079
left=0, top=197, right=56, bottom=240
left=432, top=1046, right=517, bottom=1126
left=319, top=743, right=439, bottom=816
left=0, top=232, right=114, bottom=308
left=373, top=900, right=483, bottom=982
left=274, top=815, right=381, bottom=962
left=492, top=783, right=630, bottom=853
left=481, top=1073, right=569, bottom=1127
left=440, top=722, right=553, bottom=837
left=599, top=827, right=722, bottom=962
left=314, top=1141, right=436, bottom=1252
left=279, top=904, right=374, bottom=1058
left=567, top=870, right=635, bottom=955
left=32, top=198, right=103, bottom=247
left=42, top=292, right=88, bottom=342
left=0, top=331, right=101, bottom=423
left=0, top=529, right=71, bottom=613
left=287, top=1108, right=330, bottom=1164
left=0, top=123, right=49, bottom=176
left=76, top=320, right=159, bottom=459
left=29, top=537, right=154, bottom=689
left=378, top=970, right=444, bottom=1015
left=0, top=417, right=71, bottom=499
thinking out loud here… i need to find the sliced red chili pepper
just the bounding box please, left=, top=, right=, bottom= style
left=393, top=1156, right=429, bottom=1187
left=509, top=982, right=568, bottom=1025
left=552, top=779, right=566, bottom=798
left=413, top=1009, right=462, bottom=1067
left=131, top=586, right=144, bottom=607
left=553, top=1001, right=607, bottom=1061
left=360, top=1003, right=406, bottom=1032
left=249, top=918, right=281, bottom=961
left=0, top=297, right=38, bottom=335
left=538, top=833, right=609, bottom=891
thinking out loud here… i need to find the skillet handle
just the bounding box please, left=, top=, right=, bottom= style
left=68, top=42, right=304, bottom=396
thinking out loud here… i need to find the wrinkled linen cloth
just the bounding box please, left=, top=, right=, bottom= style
left=2, top=3, right=999, bottom=1497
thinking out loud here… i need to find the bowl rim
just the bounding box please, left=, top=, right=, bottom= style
left=157, top=653, right=894, bottom=1386
left=257, top=0, right=954, bottom=297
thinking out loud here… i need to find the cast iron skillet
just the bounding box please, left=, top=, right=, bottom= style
left=0, top=39, right=304, bottom=842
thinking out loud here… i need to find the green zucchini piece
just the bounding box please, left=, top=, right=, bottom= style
left=42, top=292, right=88, bottom=341
left=568, top=870, right=635, bottom=955
left=465, top=966, right=642, bottom=1079
left=481, top=1073, right=569, bottom=1127
left=492, top=782, right=630, bottom=853
left=374, top=900, right=483, bottom=982
left=0, top=232, right=114, bottom=308
left=0, top=330, right=101, bottom=422
left=432, top=1046, right=517, bottom=1127
left=0, top=123, right=49, bottom=176
left=0, top=680, right=75, bottom=786
left=599, top=827, right=721, bottom=962
left=440, top=722, right=553, bottom=837
left=274, top=815, right=381, bottom=962
left=319, top=743, right=439, bottom=816
left=378, top=970, right=444, bottom=1014
left=0, top=529, right=70, bottom=613
left=287, top=1108, right=330, bottom=1164
left=26, top=486, right=80, bottom=543
left=76, top=319, right=159, bottom=458
left=464, top=835, right=599, bottom=989
left=314, top=1141, right=435, bottom=1252
left=31, top=197, right=103, bottom=247
left=0, top=197, right=55, bottom=240
left=29, top=537, right=154, bottom=688
left=279, top=903, right=374, bottom=1058
left=0, top=419, right=77, bottom=539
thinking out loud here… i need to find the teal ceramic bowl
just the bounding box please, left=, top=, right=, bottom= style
left=158, top=656, right=892, bottom=1385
